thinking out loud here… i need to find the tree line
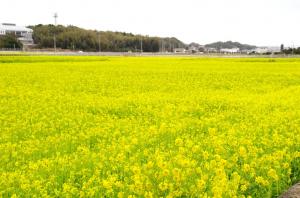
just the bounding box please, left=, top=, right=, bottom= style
left=281, top=44, right=300, bottom=55
left=0, top=34, right=23, bottom=49
left=29, top=24, right=185, bottom=52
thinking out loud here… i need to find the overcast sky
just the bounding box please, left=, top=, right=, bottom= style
left=1, top=0, right=299, bottom=46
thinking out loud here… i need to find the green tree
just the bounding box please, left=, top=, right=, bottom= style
left=280, top=44, right=284, bottom=53
left=0, top=34, right=23, bottom=49
left=30, top=24, right=185, bottom=52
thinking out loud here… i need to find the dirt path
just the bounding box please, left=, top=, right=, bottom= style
left=280, top=183, right=300, bottom=198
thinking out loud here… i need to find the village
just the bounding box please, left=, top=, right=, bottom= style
left=174, top=44, right=282, bottom=55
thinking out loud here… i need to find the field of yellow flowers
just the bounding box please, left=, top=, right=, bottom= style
left=0, top=56, right=300, bottom=197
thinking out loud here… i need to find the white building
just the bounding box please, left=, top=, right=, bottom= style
left=220, top=48, right=240, bottom=53
left=188, top=46, right=198, bottom=52
left=267, top=47, right=281, bottom=53
left=0, top=23, right=34, bottom=45
left=252, top=47, right=282, bottom=54
left=205, top=47, right=217, bottom=53
left=254, top=47, right=269, bottom=54
left=174, top=48, right=186, bottom=53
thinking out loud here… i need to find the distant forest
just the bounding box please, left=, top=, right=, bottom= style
left=29, top=24, right=186, bottom=52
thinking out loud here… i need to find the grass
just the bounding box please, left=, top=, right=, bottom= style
left=0, top=56, right=300, bottom=197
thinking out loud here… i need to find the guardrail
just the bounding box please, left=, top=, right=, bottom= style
left=0, top=50, right=300, bottom=58
left=0, top=48, right=22, bottom=51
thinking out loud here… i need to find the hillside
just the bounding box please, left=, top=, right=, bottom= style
left=29, top=24, right=186, bottom=52
left=205, top=41, right=256, bottom=50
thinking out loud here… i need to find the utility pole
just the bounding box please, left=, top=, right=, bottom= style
left=98, top=32, right=101, bottom=53
left=53, top=13, right=58, bottom=53
left=160, top=39, right=164, bottom=53
left=140, top=36, right=143, bottom=53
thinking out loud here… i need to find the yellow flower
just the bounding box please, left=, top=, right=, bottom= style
left=175, top=138, right=184, bottom=147
left=240, top=184, right=247, bottom=192
left=11, top=194, right=18, bottom=198
left=239, top=146, right=247, bottom=158
left=117, top=192, right=124, bottom=198
left=159, top=182, right=169, bottom=191
left=268, top=169, right=279, bottom=181
left=242, top=164, right=250, bottom=173
left=208, top=128, right=217, bottom=136
left=197, top=179, right=206, bottom=190
left=283, top=162, right=289, bottom=169
left=162, top=169, right=170, bottom=177
left=192, top=145, right=200, bottom=153
left=255, top=176, right=269, bottom=186
left=144, top=191, right=153, bottom=198
left=146, top=161, right=154, bottom=169
left=102, top=179, right=112, bottom=190
left=203, top=151, right=209, bottom=160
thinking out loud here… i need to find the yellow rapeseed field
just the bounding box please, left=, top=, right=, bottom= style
left=0, top=56, right=300, bottom=197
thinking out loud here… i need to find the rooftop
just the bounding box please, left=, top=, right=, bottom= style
left=0, top=23, right=33, bottom=32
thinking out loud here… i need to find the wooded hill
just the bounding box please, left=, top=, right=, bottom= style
left=29, top=24, right=186, bottom=52
left=205, top=41, right=256, bottom=50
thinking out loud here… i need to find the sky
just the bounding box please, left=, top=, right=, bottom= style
left=1, top=0, right=300, bottom=47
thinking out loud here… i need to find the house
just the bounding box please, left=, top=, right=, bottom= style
left=188, top=46, right=198, bottom=53
left=0, top=23, right=34, bottom=46
left=198, top=45, right=206, bottom=52
left=240, top=49, right=254, bottom=54
left=205, top=47, right=217, bottom=53
left=174, top=48, right=186, bottom=53
left=267, top=47, right=281, bottom=53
